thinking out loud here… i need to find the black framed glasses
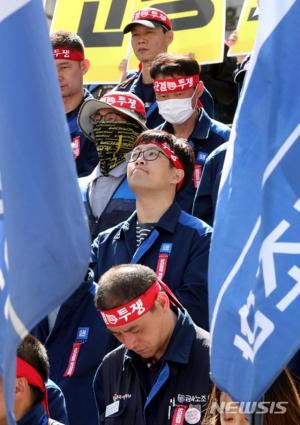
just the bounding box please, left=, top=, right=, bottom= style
left=125, top=147, right=168, bottom=163
left=89, top=111, right=125, bottom=125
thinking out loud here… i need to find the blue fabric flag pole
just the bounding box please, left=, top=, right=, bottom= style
left=209, top=0, right=300, bottom=403
left=0, top=1, right=90, bottom=423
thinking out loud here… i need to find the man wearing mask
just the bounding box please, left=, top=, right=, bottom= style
left=151, top=53, right=231, bottom=213
left=78, top=91, right=147, bottom=239
left=116, top=7, right=214, bottom=128
left=51, top=31, right=98, bottom=177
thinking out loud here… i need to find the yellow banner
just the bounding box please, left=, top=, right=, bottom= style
left=51, top=0, right=226, bottom=83
left=228, top=0, right=258, bottom=57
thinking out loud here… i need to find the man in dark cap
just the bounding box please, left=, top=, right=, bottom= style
left=115, top=7, right=214, bottom=128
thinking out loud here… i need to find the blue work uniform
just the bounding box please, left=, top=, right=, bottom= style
left=67, top=89, right=98, bottom=177
left=192, top=142, right=228, bottom=226
left=90, top=202, right=211, bottom=330
left=47, top=379, right=69, bottom=424
left=17, top=403, right=63, bottom=425
left=94, top=308, right=211, bottom=425
left=32, top=281, right=111, bottom=425
left=158, top=109, right=230, bottom=214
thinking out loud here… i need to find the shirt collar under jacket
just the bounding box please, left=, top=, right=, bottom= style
left=115, top=201, right=182, bottom=240
left=67, top=88, right=92, bottom=119
left=17, top=403, right=48, bottom=425
left=123, top=308, right=196, bottom=368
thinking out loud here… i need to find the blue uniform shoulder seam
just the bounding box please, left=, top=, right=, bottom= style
left=178, top=211, right=212, bottom=236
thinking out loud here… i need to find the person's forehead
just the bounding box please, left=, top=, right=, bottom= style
left=156, top=72, right=187, bottom=80
left=55, top=59, right=78, bottom=66
left=134, top=143, right=161, bottom=151
left=131, top=23, right=162, bottom=33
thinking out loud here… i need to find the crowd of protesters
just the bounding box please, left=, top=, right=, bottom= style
left=1, top=6, right=299, bottom=425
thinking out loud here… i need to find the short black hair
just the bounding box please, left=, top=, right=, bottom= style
left=50, top=31, right=85, bottom=54
left=150, top=52, right=200, bottom=80
left=134, top=130, right=195, bottom=191
left=95, top=264, right=156, bottom=310
left=17, top=335, right=49, bottom=406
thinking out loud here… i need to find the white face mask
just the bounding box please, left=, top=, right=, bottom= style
left=157, top=96, right=195, bottom=124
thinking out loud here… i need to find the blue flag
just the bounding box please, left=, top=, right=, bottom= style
left=0, top=1, right=90, bottom=422
left=209, top=0, right=300, bottom=402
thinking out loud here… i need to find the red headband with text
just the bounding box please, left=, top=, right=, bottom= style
left=100, top=281, right=161, bottom=327
left=146, top=142, right=184, bottom=170
left=133, top=8, right=172, bottom=29
left=144, top=141, right=184, bottom=190
left=16, top=357, right=49, bottom=415
left=154, top=75, right=200, bottom=94
left=53, top=48, right=84, bottom=61
left=101, top=93, right=146, bottom=118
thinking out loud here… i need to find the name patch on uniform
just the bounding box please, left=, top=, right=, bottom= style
left=171, top=405, right=187, bottom=425
left=113, top=393, right=131, bottom=402
left=76, top=327, right=89, bottom=342
left=156, top=243, right=173, bottom=280
left=196, top=151, right=207, bottom=164
left=105, top=400, right=120, bottom=417
left=193, top=165, right=203, bottom=188
left=177, top=394, right=207, bottom=403
left=160, top=243, right=173, bottom=254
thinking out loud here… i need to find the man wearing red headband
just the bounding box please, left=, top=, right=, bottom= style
left=116, top=7, right=214, bottom=128
left=93, top=264, right=210, bottom=425
left=150, top=53, right=231, bottom=214
left=89, top=130, right=211, bottom=330
left=0, top=335, right=63, bottom=425
left=51, top=31, right=98, bottom=177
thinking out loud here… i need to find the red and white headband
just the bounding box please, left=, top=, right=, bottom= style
left=100, top=281, right=161, bottom=327
left=154, top=75, right=200, bottom=94
left=145, top=142, right=184, bottom=170
left=16, top=357, right=49, bottom=415
left=101, top=93, right=146, bottom=118
left=144, top=141, right=184, bottom=190
left=53, top=47, right=84, bottom=61
left=133, top=8, right=172, bottom=29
